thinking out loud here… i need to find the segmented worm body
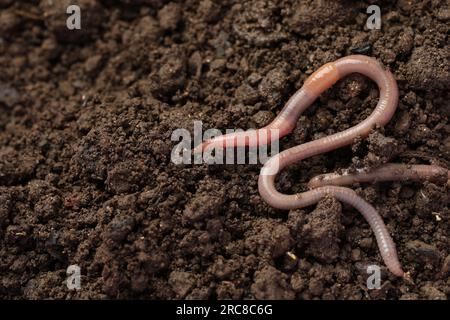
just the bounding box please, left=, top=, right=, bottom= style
left=308, top=164, right=450, bottom=188
left=194, top=55, right=449, bottom=277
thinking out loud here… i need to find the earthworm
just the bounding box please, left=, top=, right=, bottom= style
left=194, top=55, right=447, bottom=277
left=308, top=163, right=450, bottom=188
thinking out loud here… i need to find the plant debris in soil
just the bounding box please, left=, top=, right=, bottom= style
left=0, top=0, right=449, bottom=299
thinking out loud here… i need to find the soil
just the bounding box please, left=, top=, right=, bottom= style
left=0, top=0, right=449, bottom=300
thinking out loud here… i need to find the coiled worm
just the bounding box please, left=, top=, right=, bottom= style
left=194, top=55, right=449, bottom=277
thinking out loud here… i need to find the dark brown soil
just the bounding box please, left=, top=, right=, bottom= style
left=0, top=0, right=449, bottom=300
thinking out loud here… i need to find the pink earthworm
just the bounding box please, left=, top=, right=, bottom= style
left=194, top=55, right=447, bottom=277
left=308, top=163, right=450, bottom=188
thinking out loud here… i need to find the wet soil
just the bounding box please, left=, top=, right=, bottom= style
left=0, top=0, right=449, bottom=299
